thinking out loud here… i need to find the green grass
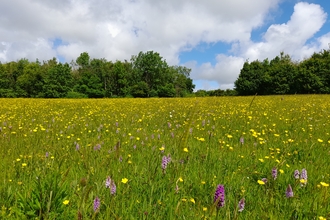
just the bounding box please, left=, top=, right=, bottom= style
left=0, top=96, right=329, bottom=219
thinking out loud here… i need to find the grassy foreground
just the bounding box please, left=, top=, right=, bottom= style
left=0, top=96, right=329, bottom=219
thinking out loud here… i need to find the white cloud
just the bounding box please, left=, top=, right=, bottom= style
left=0, top=0, right=279, bottom=64
left=0, top=0, right=329, bottom=90
left=192, top=2, right=329, bottom=89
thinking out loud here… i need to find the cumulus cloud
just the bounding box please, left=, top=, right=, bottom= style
left=191, top=2, right=329, bottom=89
left=0, top=0, right=329, bottom=90
left=0, top=0, right=279, bottom=63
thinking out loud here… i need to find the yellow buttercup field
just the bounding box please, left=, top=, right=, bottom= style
left=0, top=96, right=329, bottom=219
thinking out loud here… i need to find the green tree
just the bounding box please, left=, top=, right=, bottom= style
left=43, top=59, right=73, bottom=98
left=16, top=61, right=44, bottom=97
left=131, top=51, right=169, bottom=96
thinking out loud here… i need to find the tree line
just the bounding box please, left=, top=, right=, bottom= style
left=0, top=51, right=195, bottom=98
left=234, top=50, right=330, bottom=95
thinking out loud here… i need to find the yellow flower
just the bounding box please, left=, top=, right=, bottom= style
left=16, top=158, right=21, bottom=162
left=203, top=207, right=207, bottom=211
left=320, top=182, right=329, bottom=187
left=183, top=148, right=188, bottom=152
left=317, top=139, right=323, bottom=143
left=201, top=181, right=206, bottom=184
left=63, top=200, right=69, bottom=205
left=121, top=178, right=128, bottom=184
left=181, top=198, right=187, bottom=202
left=179, top=177, right=183, bottom=182
left=257, top=180, right=265, bottom=185
left=159, top=147, right=165, bottom=151
left=279, top=169, right=284, bottom=174
left=22, top=163, right=27, bottom=167
left=190, top=198, right=195, bottom=204
left=319, top=216, right=326, bottom=220
left=300, top=179, right=307, bottom=184
left=258, top=159, right=264, bottom=162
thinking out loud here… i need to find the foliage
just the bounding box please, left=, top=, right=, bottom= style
left=0, top=51, right=195, bottom=98
left=235, top=50, right=330, bottom=95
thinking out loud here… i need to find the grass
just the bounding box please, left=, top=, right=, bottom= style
left=0, top=95, right=329, bottom=219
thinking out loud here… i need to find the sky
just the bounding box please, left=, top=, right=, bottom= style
left=1, top=0, right=330, bottom=91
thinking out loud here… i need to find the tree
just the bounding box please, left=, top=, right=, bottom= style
left=16, top=61, right=44, bottom=97
left=131, top=51, right=169, bottom=96
left=43, top=59, right=73, bottom=98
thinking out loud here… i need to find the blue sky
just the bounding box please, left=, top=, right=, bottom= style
left=1, top=0, right=330, bottom=90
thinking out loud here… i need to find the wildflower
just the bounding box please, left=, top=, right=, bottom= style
left=214, top=184, right=225, bottom=208
left=261, top=178, right=268, bottom=184
left=190, top=198, right=195, bottom=204
left=94, top=144, right=101, bottom=151
left=93, top=197, right=100, bottom=212
left=183, top=148, right=188, bottom=152
left=162, top=155, right=171, bottom=170
left=257, top=180, right=265, bottom=185
left=272, top=167, right=277, bottom=180
left=45, top=152, right=49, bottom=158
left=63, top=200, right=70, bottom=205
left=293, top=170, right=300, bottom=179
left=300, top=168, right=307, bottom=186
left=105, top=176, right=116, bottom=195
left=75, top=143, right=80, bottom=151
left=238, top=198, right=245, bottom=212
left=121, top=178, right=128, bottom=184
left=240, top=137, right=244, bottom=144
left=319, top=216, right=327, bottom=220
left=286, top=184, right=293, bottom=198
left=320, top=182, right=329, bottom=187
left=22, top=163, right=27, bottom=167
left=203, top=207, right=207, bottom=211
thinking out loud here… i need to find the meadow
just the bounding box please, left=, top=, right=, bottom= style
left=0, top=96, right=329, bottom=219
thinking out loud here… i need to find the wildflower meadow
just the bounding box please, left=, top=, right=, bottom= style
left=0, top=95, right=329, bottom=219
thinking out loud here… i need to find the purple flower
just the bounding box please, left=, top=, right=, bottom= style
left=238, top=198, right=245, bottom=212
left=105, top=176, right=116, bottom=195
left=45, top=152, right=49, bottom=158
left=272, top=167, right=277, bottom=180
left=162, top=155, right=171, bottom=172
left=240, top=137, right=244, bottom=144
left=171, top=132, right=174, bottom=138
left=261, top=178, right=268, bottom=184
left=167, top=122, right=171, bottom=128
left=294, top=170, right=300, bottom=179
left=214, top=184, right=225, bottom=208
left=93, top=196, right=100, bottom=212
left=300, top=168, right=307, bottom=186
left=75, top=143, right=80, bottom=151
left=94, top=144, right=101, bottom=151
left=286, top=184, right=293, bottom=198
left=105, top=176, right=111, bottom=188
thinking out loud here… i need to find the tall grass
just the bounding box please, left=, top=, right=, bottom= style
left=0, top=96, right=329, bottom=219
